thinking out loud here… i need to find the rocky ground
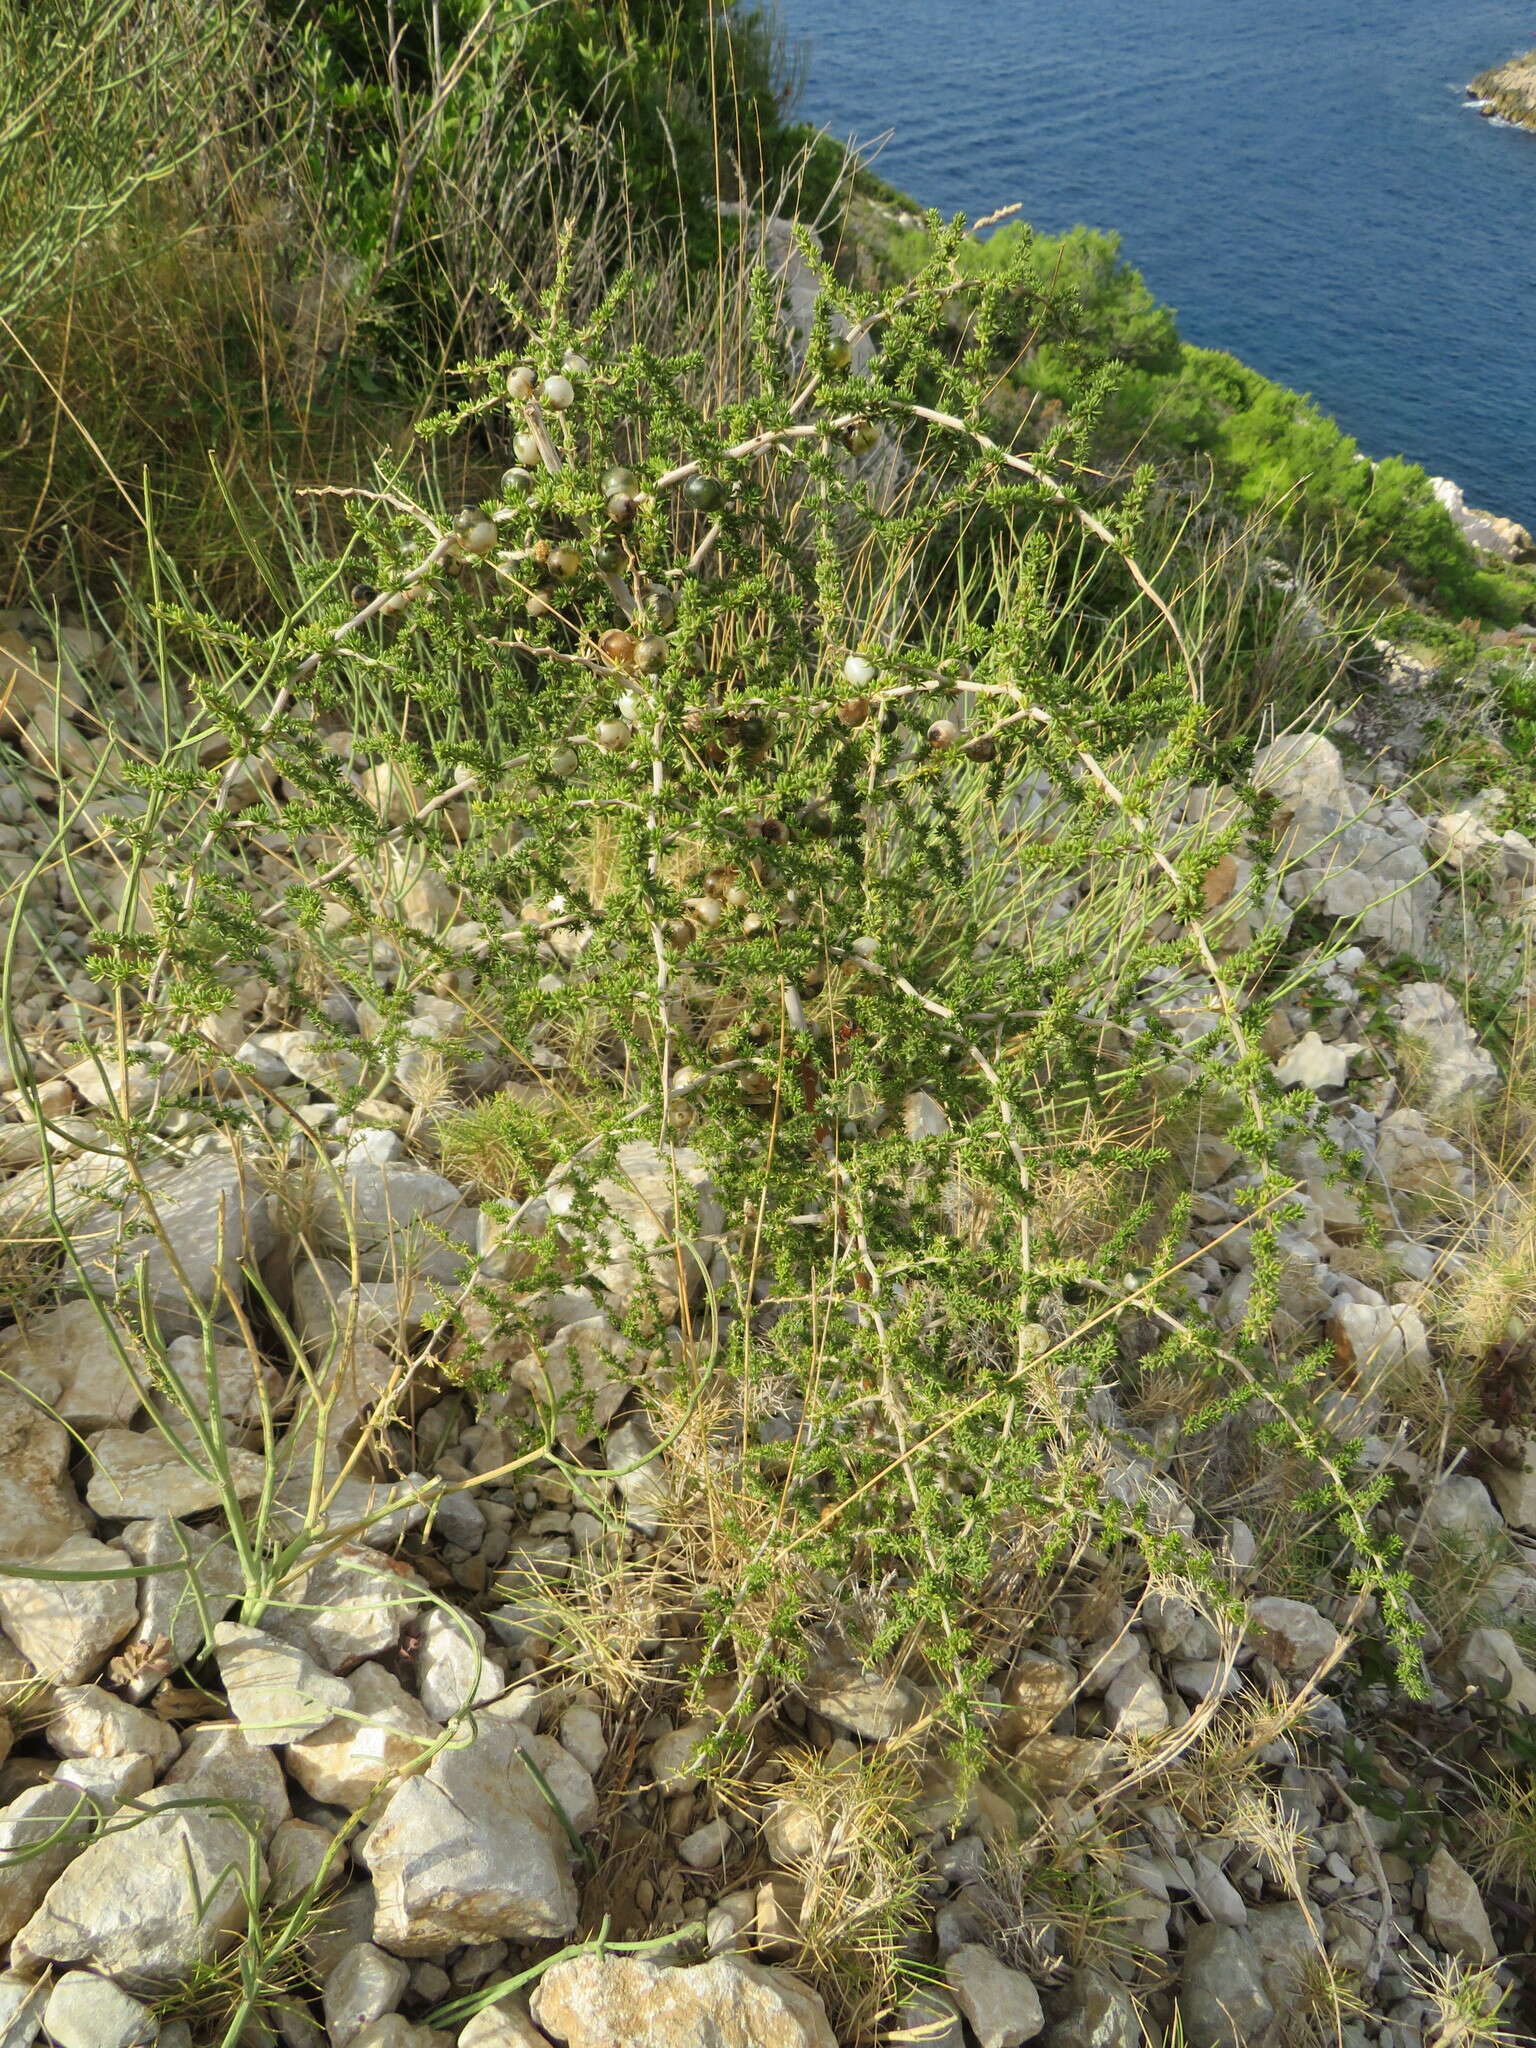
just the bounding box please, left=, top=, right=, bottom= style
left=1469, top=51, right=1536, bottom=132
left=3, top=593, right=1536, bottom=2047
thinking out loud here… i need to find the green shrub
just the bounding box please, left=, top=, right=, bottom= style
left=91, top=228, right=1423, bottom=1737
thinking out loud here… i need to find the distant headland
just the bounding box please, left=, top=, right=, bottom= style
left=1467, top=49, right=1536, bottom=130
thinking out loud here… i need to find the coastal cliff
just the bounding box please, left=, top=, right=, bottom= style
left=1469, top=48, right=1536, bottom=129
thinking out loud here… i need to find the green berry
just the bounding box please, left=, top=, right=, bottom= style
left=501, top=466, right=534, bottom=497
left=602, top=466, right=640, bottom=497
left=683, top=474, right=725, bottom=513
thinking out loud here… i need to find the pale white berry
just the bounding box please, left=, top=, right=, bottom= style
left=842, top=653, right=876, bottom=689
left=458, top=519, right=498, bottom=557
left=562, top=349, right=591, bottom=375
left=507, top=364, right=537, bottom=399
left=542, top=374, right=576, bottom=410
left=595, top=718, right=632, bottom=752
left=513, top=429, right=541, bottom=465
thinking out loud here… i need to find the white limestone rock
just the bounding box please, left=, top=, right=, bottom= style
left=116, top=1517, right=242, bottom=1701
left=285, top=1661, right=437, bottom=1811
left=530, top=1952, right=838, bottom=2048
left=0, top=1535, right=138, bottom=1681
left=44, top=1685, right=180, bottom=1773
left=12, top=1785, right=261, bottom=1990
left=41, top=1972, right=155, bottom=2048
left=0, top=1389, right=88, bottom=1562
left=322, top=1941, right=410, bottom=2046
left=944, top=1945, right=1045, bottom=2048
left=85, top=1428, right=267, bottom=1520
left=214, top=1622, right=352, bottom=1745
left=0, top=1301, right=142, bottom=1430
left=163, top=1725, right=291, bottom=1843
left=360, top=1714, right=578, bottom=1952
left=1423, top=1845, right=1497, bottom=1966
left=1391, top=982, right=1499, bottom=1112
left=0, top=1779, right=102, bottom=1943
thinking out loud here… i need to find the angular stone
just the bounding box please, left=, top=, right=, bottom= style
left=415, top=1605, right=503, bottom=1722
left=349, top=2020, right=438, bottom=2048
left=322, top=1941, right=410, bottom=2046
left=509, top=1317, right=634, bottom=1451
left=1044, top=1967, right=1138, bottom=2048
left=1274, top=1032, right=1359, bottom=1092
left=605, top=1416, right=666, bottom=1532
left=647, top=1722, right=715, bottom=1794
left=267, top=1816, right=345, bottom=1909
left=559, top=1703, right=607, bottom=1778
left=271, top=1545, right=426, bottom=1674
left=44, top=1685, right=180, bottom=1773
left=459, top=1999, right=551, bottom=2048
left=1424, top=1475, right=1501, bottom=1539
left=1103, top=1660, right=1170, bottom=1741
left=1487, top=1447, right=1536, bottom=1532
left=1246, top=1597, right=1341, bottom=1677
left=1423, top=1845, right=1496, bottom=1965
left=115, top=1517, right=242, bottom=1701
left=361, top=1715, right=577, bottom=1952
left=0, top=1972, right=45, bottom=2047
left=890, top=1987, right=966, bottom=2048
left=798, top=1656, right=923, bottom=1741
left=1391, top=983, right=1499, bottom=1112
left=285, top=1661, right=437, bottom=1811
left=85, top=1428, right=267, bottom=1520
left=530, top=1953, right=837, bottom=2048
left=267, top=1029, right=366, bottom=1099
left=160, top=1332, right=281, bottom=1432
left=308, top=1163, right=473, bottom=1286
left=73, top=1151, right=275, bottom=1333
left=0, top=1390, right=87, bottom=1561
left=1013, top=1736, right=1107, bottom=1804
left=0, top=1779, right=101, bottom=1942
left=0, top=1535, right=138, bottom=1680
left=1176, top=1923, right=1273, bottom=2048
left=1329, top=1300, right=1430, bottom=1394
left=1460, top=1626, right=1536, bottom=1714
left=1373, top=1111, right=1464, bottom=1194
left=0, top=1301, right=142, bottom=1431
left=945, top=1944, right=1044, bottom=2047
left=1140, top=1593, right=1222, bottom=1663
left=544, top=1141, right=723, bottom=1318
left=62, top=1042, right=192, bottom=1114
left=42, top=1972, right=154, bottom=2048
left=214, top=1622, right=351, bottom=1745
left=163, top=1724, right=291, bottom=1843
left=997, top=1653, right=1075, bottom=1747
left=12, top=1785, right=260, bottom=1990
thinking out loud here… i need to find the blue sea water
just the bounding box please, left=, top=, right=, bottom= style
left=773, top=0, right=1536, bottom=526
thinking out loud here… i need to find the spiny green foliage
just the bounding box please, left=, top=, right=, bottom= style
left=101, top=224, right=1427, bottom=1732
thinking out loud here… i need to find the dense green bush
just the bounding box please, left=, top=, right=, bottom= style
left=0, top=0, right=806, bottom=601
left=875, top=216, right=1532, bottom=626
left=101, top=233, right=1422, bottom=1752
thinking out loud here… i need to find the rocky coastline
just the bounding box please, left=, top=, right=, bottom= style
left=1467, top=50, right=1536, bottom=131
